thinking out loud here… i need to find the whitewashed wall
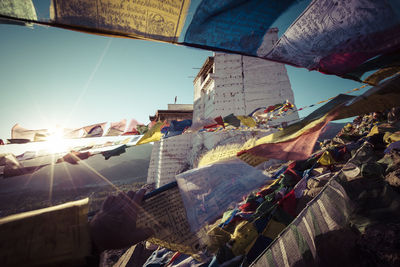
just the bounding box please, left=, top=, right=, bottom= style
left=146, top=134, right=192, bottom=187
left=146, top=129, right=274, bottom=188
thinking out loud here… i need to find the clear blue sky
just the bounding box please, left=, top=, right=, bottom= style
left=0, top=2, right=366, bottom=140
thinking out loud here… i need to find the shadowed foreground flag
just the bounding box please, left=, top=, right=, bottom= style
left=3, top=0, right=398, bottom=79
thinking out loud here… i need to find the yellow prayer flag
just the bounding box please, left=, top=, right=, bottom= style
left=237, top=116, right=257, bottom=127
left=317, top=151, right=336, bottom=166
left=257, top=177, right=283, bottom=193
left=136, top=121, right=164, bottom=145
left=237, top=151, right=268, bottom=167
left=206, top=223, right=231, bottom=253
left=384, top=131, right=400, bottom=144
left=51, top=0, right=190, bottom=42
left=367, top=125, right=379, bottom=137
left=198, top=143, right=242, bottom=167
left=0, top=0, right=37, bottom=21
left=231, top=221, right=258, bottom=256
left=0, top=198, right=90, bottom=267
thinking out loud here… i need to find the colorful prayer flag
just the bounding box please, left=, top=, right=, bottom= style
left=105, top=119, right=127, bottom=136
left=136, top=121, right=164, bottom=145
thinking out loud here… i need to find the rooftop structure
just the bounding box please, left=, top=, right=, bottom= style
left=149, top=104, right=193, bottom=123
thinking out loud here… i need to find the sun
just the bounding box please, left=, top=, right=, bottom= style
left=45, top=127, right=67, bottom=153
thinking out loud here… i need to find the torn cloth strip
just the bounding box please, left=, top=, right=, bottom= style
left=56, top=151, right=91, bottom=165
left=237, top=116, right=257, bottom=127
left=123, top=119, right=141, bottom=135
left=342, top=51, right=400, bottom=82
left=385, top=141, right=400, bottom=154
left=101, top=145, right=126, bottom=160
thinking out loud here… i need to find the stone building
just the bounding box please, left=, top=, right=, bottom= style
left=193, top=29, right=298, bottom=126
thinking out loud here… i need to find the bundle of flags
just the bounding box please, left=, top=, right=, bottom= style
left=201, top=114, right=257, bottom=132
left=10, top=119, right=147, bottom=143
left=2, top=0, right=400, bottom=81
left=251, top=100, right=295, bottom=123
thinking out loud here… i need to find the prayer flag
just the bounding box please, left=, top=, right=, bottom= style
left=105, top=119, right=127, bottom=136
left=238, top=112, right=336, bottom=165
left=50, top=0, right=190, bottom=42
left=0, top=0, right=37, bottom=26
left=11, top=124, right=48, bottom=141
left=136, top=121, right=164, bottom=145
left=83, top=122, right=107, bottom=137
left=3, top=0, right=400, bottom=79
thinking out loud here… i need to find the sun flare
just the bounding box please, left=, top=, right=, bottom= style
left=45, top=128, right=67, bottom=153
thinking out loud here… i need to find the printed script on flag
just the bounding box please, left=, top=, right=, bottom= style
left=50, top=0, right=190, bottom=41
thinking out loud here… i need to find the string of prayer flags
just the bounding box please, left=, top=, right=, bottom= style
left=265, top=84, right=369, bottom=124
left=251, top=100, right=296, bottom=123
left=3, top=1, right=400, bottom=80
left=203, top=116, right=225, bottom=129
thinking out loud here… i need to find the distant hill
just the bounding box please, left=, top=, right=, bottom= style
left=0, top=143, right=153, bottom=194
left=98, top=158, right=149, bottom=184
left=0, top=143, right=154, bottom=217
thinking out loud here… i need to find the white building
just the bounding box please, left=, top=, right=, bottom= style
left=193, top=29, right=298, bottom=126
left=147, top=133, right=193, bottom=187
